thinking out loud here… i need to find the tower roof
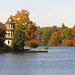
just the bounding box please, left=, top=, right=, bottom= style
left=6, top=17, right=15, bottom=23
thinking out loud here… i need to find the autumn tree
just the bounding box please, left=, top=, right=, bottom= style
left=36, top=27, right=53, bottom=46
left=49, top=31, right=61, bottom=46
left=26, top=24, right=37, bottom=40
left=10, top=9, right=30, bottom=28
left=63, top=40, right=73, bottom=46
left=71, top=27, right=75, bottom=37
left=10, top=9, right=37, bottom=40
left=25, top=39, right=38, bottom=48
left=70, top=26, right=75, bottom=46
left=51, top=25, right=58, bottom=33
left=0, top=22, right=6, bottom=47
left=34, top=31, right=41, bottom=45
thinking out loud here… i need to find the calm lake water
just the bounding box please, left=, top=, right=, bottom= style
left=0, top=46, right=75, bottom=75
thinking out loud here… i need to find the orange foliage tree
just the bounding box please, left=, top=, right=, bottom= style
left=49, top=31, right=61, bottom=46
left=10, top=9, right=37, bottom=40
left=72, top=27, right=75, bottom=37
left=63, top=40, right=73, bottom=46
left=10, top=9, right=30, bottom=28
left=25, top=39, right=38, bottom=48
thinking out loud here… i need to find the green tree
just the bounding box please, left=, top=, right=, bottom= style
left=41, top=28, right=52, bottom=46
left=58, top=23, right=67, bottom=33
left=11, top=28, right=25, bottom=51
left=61, top=23, right=66, bottom=29
left=61, top=28, right=72, bottom=40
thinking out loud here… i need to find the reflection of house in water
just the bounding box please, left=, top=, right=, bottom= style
left=4, top=17, right=15, bottom=46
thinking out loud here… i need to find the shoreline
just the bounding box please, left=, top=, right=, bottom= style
left=0, top=51, right=48, bottom=53
left=0, top=50, right=48, bottom=53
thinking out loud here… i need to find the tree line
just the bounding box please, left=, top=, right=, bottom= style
left=34, top=24, right=75, bottom=46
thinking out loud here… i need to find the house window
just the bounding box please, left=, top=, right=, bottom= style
left=13, top=24, right=15, bottom=28
left=8, top=41, right=10, bottom=44
left=8, top=33, right=10, bottom=37
left=11, top=33, right=13, bottom=37
left=13, top=31, right=14, bottom=33
left=6, top=24, right=10, bottom=28
left=8, top=30, right=10, bottom=32
left=5, top=33, right=7, bottom=37
left=11, top=24, right=13, bottom=28
left=9, top=24, right=10, bottom=28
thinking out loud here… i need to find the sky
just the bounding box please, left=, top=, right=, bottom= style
left=0, top=0, right=75, bottom=28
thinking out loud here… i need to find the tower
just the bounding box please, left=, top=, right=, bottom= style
left=4, top=17, right=15, bottom=46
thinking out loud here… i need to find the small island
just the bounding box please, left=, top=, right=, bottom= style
left=24, top=47, right=48, bottom=53
left=24, top=49, right=48, bottom=53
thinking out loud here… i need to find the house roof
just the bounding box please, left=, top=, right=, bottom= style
left=6, top=17, right=15, bottom=24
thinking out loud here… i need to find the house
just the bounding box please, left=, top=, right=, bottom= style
left=4, top=17, right=15, bottom=46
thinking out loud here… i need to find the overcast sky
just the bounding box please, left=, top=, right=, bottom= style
left=0, top=0, right=75, bottom=27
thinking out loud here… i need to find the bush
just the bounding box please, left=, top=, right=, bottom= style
left=63, top=40, right=73, bottom=46
left=44, top=47, right=48, bottom=50
left=25, top=39, right=38, bottom=48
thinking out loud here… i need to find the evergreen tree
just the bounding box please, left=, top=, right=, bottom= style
left=11, top=28, right=25, bottom=51
left=61, top=23, right=65, bottom=29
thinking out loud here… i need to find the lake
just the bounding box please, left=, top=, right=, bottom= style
left=0, top=46, right=75, bottom=75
